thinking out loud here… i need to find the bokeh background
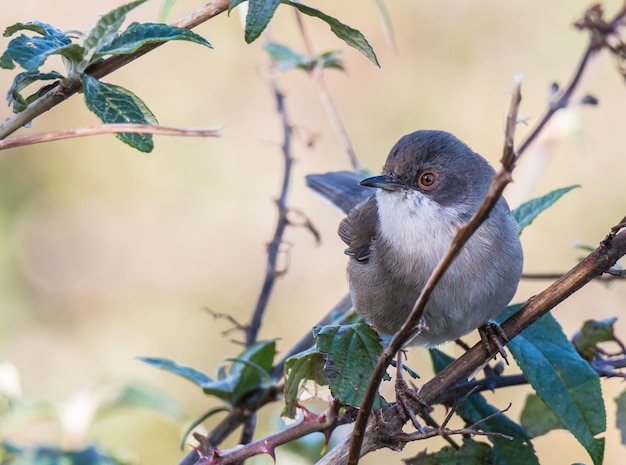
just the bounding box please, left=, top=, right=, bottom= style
left=1, top=0, right=626, bottom=463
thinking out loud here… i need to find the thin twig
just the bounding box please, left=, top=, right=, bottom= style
left=245, top=75, right=294, bottom=347
left=0, top=124, right=221, bottom=151
left=294, top=10, right=361, bottom=171
left=522, top=271, right=626, bottom=281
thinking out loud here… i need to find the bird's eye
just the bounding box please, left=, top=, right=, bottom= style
left=418, top=170, right=439, bottom=189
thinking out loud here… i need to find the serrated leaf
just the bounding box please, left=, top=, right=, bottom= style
left=7, top=70, right=63, bottom=111
left=520, top=394, right=566, bottom=438
left=498, top=304, right=606, bottom=465
left=429, top=347, right=538, bottom=464
left=202, top=339, right=277, bottom=405
left=95, top=22, right=212, bottom=57
left=282, top=347, right=328, bottom=418
left=138, top=356, right=213, bottom=386
left=3, top=30, right=71, bottom=71
left=616, top=389, right=626, bottom=446
left=512, top=185, right=579, bottom=234
left=83, top=0, right=148, bottom=56
left=314, top=321, right=387, bottom=408
left=244, top=0, right=281, bottom=43
left=572, top=317, right=619, bottom=360
left=404, top=438, right=493, bottom=465
left=81, top=74, right=156, bottom=152
left=282, top=0, right=380, bottom=67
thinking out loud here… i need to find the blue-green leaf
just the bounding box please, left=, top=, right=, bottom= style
left=138, top=356, right=213, bottom=386
left=263, top=42, right=309, bottom=71
left=3, top=21, right=68, bottom=41
left=499, top=304, right=606, bottom=465
left=244, top=0, right=281, bottom=43
left=96, top=22, right=212, bottom=57
left=512, top=185, right=579, bottom=234
left=314, top=321, right=388, bottom=408
left=83, top=0, right=148, bottom=56
left=81, top=74, right=156, bottom=152
left=229, top=0, right=247, bottom=13
left=7, top=71, right=63, bottom=112
left=282, top=0, right=380, bottom=67
left=3, top=29, right=71, bottom=71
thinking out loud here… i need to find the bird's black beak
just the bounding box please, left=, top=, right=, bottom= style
left=359, top=174, right=405, bottom=192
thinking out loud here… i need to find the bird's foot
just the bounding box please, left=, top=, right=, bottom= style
left=394, top=350, right=431, bottom=432
left=479, top=321, right=509, bottom=364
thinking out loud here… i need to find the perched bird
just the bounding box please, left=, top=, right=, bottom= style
left=307, top=130, right=523, bottom=349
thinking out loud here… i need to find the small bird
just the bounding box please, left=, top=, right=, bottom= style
left=308, top=130, right=523, bottom=349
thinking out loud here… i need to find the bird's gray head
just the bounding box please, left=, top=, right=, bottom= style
left=360, top=130, right=495, bottom=218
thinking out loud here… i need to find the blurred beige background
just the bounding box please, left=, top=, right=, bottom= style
left=1, top=0, right=625, bottom=464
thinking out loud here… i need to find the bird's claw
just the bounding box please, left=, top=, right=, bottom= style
left=479, top=321, right=509, bottom=364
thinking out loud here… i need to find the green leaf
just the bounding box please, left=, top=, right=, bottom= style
left=282, top=0, right=380, bottom=67
left=512, top=185, right=579, bottom=234
left=263, top=42, right=309, bottom=71
left=499, top=304, right=606, bottom=465
left=138, top=356, right=213, bottom=385
left=520, top=394, right=566, bottom=437
left=0, top=50, right=15, bottom=69
left=244, top=0, right=281, bottom=43
left=314, top=321, right=388, bottom=408
left=201, top=339, right=277, bottom=405
left=616, top=389, right=626, bottom=446
left=7, top=71, right=63, bottom=112
left=282, top=347, right=328, bottom=418
left=572, top=317, right=619, bottom=360
left=3, top=27, right=71, bottom=71
left=97, top=383, right=188, bottom=421
left=404, top=438, right=493, bottom=465
left=83, top=0, right=148, bottom=56
left=3, top=21, right=68, bottom=40
left=81, top=74, right=156, bottom=152
left=95, top=22, right=212, bottom=57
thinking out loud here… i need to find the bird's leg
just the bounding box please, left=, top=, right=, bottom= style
left=478, top=321, right=509, bottom=364
left=394, top=350, right=430, bottom=431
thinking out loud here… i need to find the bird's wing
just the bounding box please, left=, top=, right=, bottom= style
left=339, top=195, right=378, bottom=262
left=306, top=171, right=372, bottom=214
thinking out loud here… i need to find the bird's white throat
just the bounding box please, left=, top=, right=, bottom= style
left=375, top=190, right=459, bottom=267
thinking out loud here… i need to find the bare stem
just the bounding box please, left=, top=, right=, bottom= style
left=0, top=124, right=221, bottom=151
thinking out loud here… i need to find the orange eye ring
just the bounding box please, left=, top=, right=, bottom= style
left=418, top=170, right=439, bottom=190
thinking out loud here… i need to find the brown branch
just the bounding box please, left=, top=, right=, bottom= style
left=0, top=124, right=221, bottom=150
left=522, top=270, right=626, bottom=281
left=0, top=0, right=230, bottom=140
